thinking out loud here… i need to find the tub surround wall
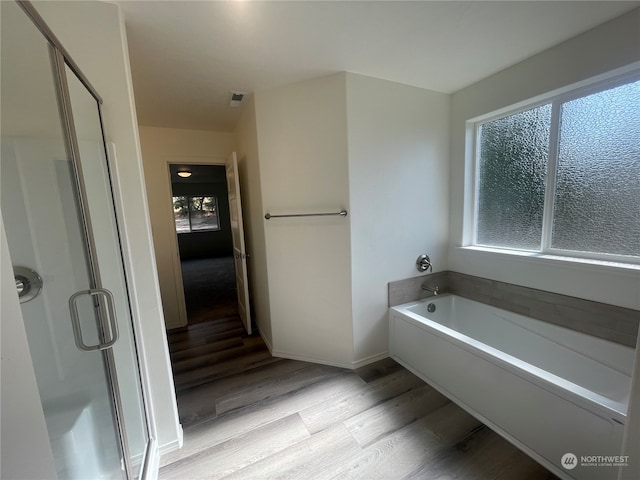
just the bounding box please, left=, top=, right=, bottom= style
left=389, top=271, right=639, bottom=347
left=388, top=271, right=450, bottom=307
left=447, top=272, right=638, bottom=347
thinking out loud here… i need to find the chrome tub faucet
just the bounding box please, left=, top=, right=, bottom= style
left=421, top=284, right=439, bottom=295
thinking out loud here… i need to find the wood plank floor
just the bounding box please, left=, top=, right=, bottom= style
left=163, top=317, right=559, bottom=480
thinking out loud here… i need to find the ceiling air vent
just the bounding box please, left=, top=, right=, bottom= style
left=230, top=92, right=245, bottom=108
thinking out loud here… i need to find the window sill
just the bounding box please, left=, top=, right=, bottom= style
left=457, top=245, right=640, bottom=273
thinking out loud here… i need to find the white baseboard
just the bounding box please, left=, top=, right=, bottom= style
left=257, top=327, right=273, bottom=353
left=352, top=351, right=390, bottom=368
left=271, top=350, right=354, bottom=369
left=270, top=349, right=390, bottom=370
left=166, top=320, right=187, bottom=330
left=158, top=424, right=183, bottom=457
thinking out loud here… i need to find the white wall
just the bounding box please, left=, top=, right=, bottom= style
left=255, top=73, right=354, bottom=366
left=250, top=72, right=451, bottom=367
left=139, top=126, right=234, bottom=329
left=346, top=73, right=450, bottom=363
left=234, top=96, right=272, bottom=347
left=449, top=8, right=640, bottom=310
left=35, top=0, right=182, bottom=454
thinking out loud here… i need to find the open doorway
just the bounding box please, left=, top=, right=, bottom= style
left=166, top=159, right=264, bottom=413
left=169, top=163, right=238, bottom=325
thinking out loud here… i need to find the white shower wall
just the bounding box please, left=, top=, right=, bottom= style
left=1, top=137, right=105, bottom=404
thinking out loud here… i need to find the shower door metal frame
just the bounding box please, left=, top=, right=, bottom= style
left=15, top=1, right=155, bottom=478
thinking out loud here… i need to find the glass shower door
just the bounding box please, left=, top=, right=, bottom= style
left=0, top=1, right=149, bottom=478
left=61, top=60, right=150, bottom=477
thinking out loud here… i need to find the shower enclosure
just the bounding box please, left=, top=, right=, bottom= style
left=1, top=1, right=153, bottom=478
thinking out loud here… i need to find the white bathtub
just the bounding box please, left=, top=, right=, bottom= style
left=389, top=294, right=635, bottom=480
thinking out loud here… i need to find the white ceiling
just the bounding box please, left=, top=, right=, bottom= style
left=117, top=1, right=639, bottom=132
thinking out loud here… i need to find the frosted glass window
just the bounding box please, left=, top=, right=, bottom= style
left=471, top=73, right=639, bottom=262
left=552, top=81, right=640, bottom=256
left=476, top=104, right=551, bottom=249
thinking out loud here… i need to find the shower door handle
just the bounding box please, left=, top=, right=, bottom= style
left=68, top=288, right=119, bottom=351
